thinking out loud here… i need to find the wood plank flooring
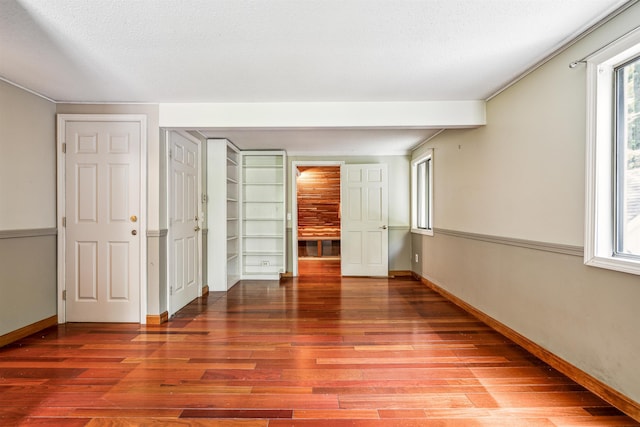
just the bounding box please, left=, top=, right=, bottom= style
left=1, top=276, right=638, bottom=426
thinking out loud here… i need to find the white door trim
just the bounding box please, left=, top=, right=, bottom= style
left=56, top=114, right=148, bottom=324
left=166, top=130, right=203, bottom=316
left=290, top=160, right=344, bottom=277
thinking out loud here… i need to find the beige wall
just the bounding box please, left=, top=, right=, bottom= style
left=0, top=80, right=57, bottom=336
left=0, top=97, right=168, bottom=332
left=0, top=82, right=56, bottom=230
left=0, top=234, right=57, bottom=335
left=413, top=3, right=640, bottom=404
left=287, top=155, right=411, bottom=272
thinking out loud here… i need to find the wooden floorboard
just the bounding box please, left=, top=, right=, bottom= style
left=1, top=275, right=638, bottom=426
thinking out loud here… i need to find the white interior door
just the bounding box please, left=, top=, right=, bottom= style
left=341, top=164, right=389, bottom=276
left=169, top=132, right=200, bottom=315
left=64, top=120, right=141, bottom=322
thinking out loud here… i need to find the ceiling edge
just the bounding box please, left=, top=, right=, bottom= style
left=0, top=76, right=56, bottom=103
left=485, top=0, right=639, bottom=102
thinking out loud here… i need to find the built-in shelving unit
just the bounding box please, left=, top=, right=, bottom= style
left=206, top=139, right=241, bottom=291
left=241, top=151, right=286, bottom=279
left=226, top=145, right=240, bottom=286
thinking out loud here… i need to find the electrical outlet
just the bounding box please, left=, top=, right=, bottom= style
left=415, top=253, right=419, bottom=263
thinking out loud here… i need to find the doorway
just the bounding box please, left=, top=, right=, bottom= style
left=291, top=161, right=343, bottom=277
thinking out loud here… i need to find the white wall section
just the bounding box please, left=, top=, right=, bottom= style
left=0, top=81, right=56, bottom=230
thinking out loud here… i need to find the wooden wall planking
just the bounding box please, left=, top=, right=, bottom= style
left=296, top=166, right=341, bottom=230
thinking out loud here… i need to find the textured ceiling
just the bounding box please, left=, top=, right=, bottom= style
left=0, top=0, right=630, bottom=154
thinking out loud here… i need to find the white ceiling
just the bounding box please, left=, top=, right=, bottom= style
left=0, top=0, right=630, bottom=154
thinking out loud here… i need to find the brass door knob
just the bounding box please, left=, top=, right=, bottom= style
left=130, top=215, right=138, bottom=222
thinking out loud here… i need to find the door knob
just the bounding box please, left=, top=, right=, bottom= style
left=380, top=225, right=388, bottom=230
left=194, top=226, right=201, bottom=232
left=130, top=215, right=138, bottom=222
left=131, top=230, right=137, bottom=236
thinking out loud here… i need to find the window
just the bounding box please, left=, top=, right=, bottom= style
left=411, top=149, right=433, bottom=236
left=585, top=28, right=640, bottom=275
left=615, top=56, right=640, bottom=258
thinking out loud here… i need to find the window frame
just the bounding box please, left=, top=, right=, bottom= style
left=411, top=149, right=434, bottom=236
left=585, top=27, right=640, bottom=276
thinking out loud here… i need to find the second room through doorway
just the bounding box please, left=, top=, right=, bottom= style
left=296, top=165, right=341, bottom=276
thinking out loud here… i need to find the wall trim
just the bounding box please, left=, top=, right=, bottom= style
left=0, top=315, right=58, bottom=348
left=287, top=225, right=410, bottom=232
left=147, top=229, right=168, bottom=237
left=416, top=273, right=640, bottom=422
left=434, top=228, right=584, bottom=257
left=146, top=311, right=169, bottom=325
left=0, top=228, right=57, bottom=239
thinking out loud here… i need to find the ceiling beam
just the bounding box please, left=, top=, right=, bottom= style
left=158, top=101, right=486, bottom=129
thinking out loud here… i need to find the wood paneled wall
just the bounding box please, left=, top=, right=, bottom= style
left=296, top=166, right=340, bottom=230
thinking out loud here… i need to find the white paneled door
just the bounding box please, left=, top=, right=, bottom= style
left=341, top=164, right=389, bottom=276
left=169, top=132, right=201, bottom=315
left=63, top=119, right=142, bottom=322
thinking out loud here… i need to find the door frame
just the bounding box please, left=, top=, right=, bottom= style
left=290, top=160, right=344, bottom=277
left=56, top=114, right=148, bottom=324
left=165, top=130, right=203, bottom=317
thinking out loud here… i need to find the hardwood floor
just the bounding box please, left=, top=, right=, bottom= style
left=1, top=276, right=638, bottom=426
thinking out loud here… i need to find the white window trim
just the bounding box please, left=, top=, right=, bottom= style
left=411, top=148, right=434, bottom=236
left=585, top=27, right=640, bottom=276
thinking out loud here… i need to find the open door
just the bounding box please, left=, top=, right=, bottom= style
left=341, top=163, right=388, bottom=276
left=168, top=131, right=201, bottom=316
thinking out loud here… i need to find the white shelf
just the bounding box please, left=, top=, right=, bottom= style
left=207, top=139, right=241, bottom=291
left=240, top=150, right=286, bottom=280
left=243, top=181, right=283, bottom=185
left=243, top=201, right=283, bottom=204
left=244, top=251, right=283, bottom=256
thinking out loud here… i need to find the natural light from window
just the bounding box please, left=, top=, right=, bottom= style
left=585, top=27, right=640, bottom=276
left=411, top=149, right=433, bottom=236
left=616, top=56, right=640, bottom=257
